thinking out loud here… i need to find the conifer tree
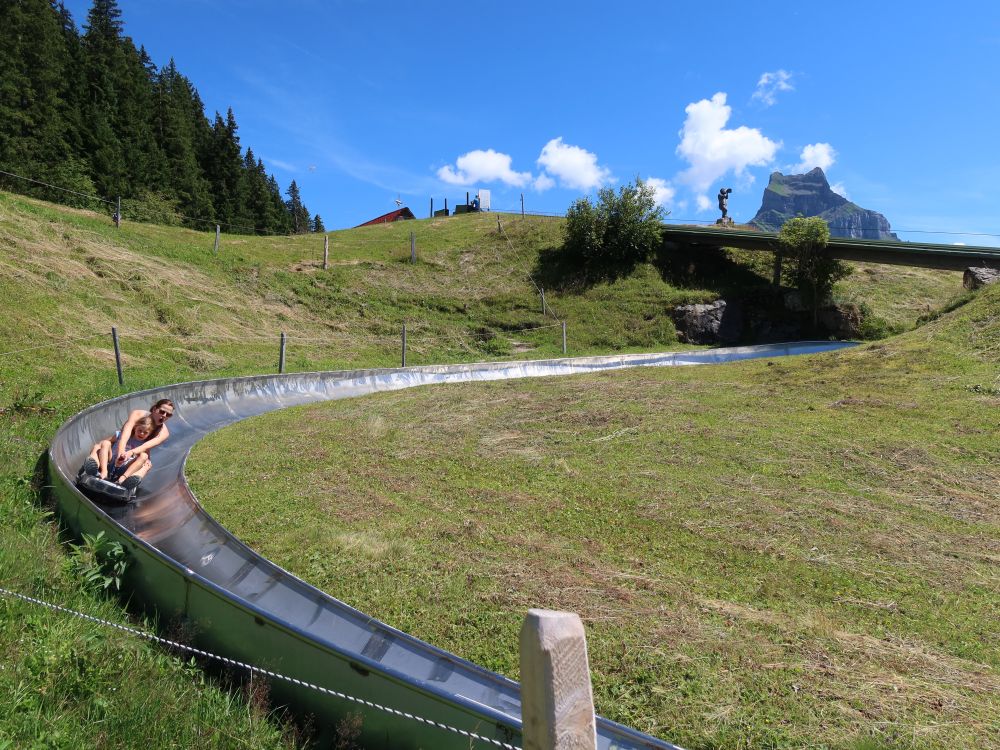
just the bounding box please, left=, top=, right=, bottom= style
left=0, top=0, right=87, bottom=201
left=285, top=180, right=311, bottom=234
left=312, top=214, right=325, bottom=233
left=0, top=1, right=313, bottom=236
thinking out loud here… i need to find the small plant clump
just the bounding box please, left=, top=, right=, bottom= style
left=66, top=531, right=128, bottom=593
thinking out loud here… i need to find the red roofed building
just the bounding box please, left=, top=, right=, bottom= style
left=356, top=207, right=416, bottom=227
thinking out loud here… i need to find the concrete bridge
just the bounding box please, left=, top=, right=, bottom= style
left=661, top=225, right=1000, bottom=271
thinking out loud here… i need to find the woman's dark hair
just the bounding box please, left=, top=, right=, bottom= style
left=149, top=398, right=175, bottom=437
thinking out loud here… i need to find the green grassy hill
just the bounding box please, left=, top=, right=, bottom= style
left=0, top=188, right=984, bottom=749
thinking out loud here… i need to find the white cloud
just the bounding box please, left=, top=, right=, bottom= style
left=645, top=177, right=675, bottom=208
left=437, top=149, right=531, bottom=187
left=752, top=70, right=793, bottom=107
left=676, top=92, right=781, bottom=196
left=533, top=173, right=555, bottom=191
left=265, top=157, right=297, bottom=172
left=792, top=142, right=837, bottom=173
left=830, top=181, right=849, bottom=199
left=696, top=195, right=712, bottom=212
left=536, top=137, right=613, bottom=191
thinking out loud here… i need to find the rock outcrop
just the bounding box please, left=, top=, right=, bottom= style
left=672, top=300, right=741, bottom=344
left=749, top=168, right=897, bottom=240
left=964, top=267, right=1000, bottom=289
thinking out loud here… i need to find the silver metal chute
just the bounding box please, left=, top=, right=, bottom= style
left=48, top=343, right=853, bottom=749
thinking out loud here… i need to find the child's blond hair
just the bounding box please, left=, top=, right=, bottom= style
left=132, top=415, right=155, bottom=437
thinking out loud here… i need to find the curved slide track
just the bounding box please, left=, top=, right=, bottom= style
left=48, top=343, right=853, bottom=750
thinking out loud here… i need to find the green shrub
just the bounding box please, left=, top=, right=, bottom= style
left=562, top=178, right=665, bottom=282
left=779, top=217, right=849, bottom=330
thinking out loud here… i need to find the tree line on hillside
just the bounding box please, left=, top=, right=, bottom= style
left=0, top=0, right=323, bottom=234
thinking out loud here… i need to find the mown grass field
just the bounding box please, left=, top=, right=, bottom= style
left=0, top=188, right=984, bottom=749
left=190, top=289, right=999, bottom=749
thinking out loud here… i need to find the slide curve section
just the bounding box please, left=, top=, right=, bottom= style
left=48, top=343, right=852, bottom=750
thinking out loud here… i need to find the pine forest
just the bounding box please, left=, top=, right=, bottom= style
left=0, top=0, right=319, bottom=235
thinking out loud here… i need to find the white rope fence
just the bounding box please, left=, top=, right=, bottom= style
left=0, top=586, right=521, bottom=750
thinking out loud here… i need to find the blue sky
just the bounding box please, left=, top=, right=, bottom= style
left=62, top=1, right=999, bottom=245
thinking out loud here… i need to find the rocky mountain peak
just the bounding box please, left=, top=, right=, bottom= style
left=749, top=168, right=897, bottom=240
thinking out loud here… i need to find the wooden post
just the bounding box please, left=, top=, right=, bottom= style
left=279, top=331, right=286, bottom=374
left=323, top=235, right=329, bottom=270
left=519, top=610, right=597, bottom=750
left=562, top=321, right=567, bottom=355
left=772, top=251, right=782, bottom=286
left=214, top=224, right=220, bottom=255
left=111, top=327, right=124, bottom=386
left=401, top=323, right=407, bottom=367
left=114, top=196, right=121, bottom=228
left=497, top=216, right=502, bottom=232
left=410, top=231, right=416, bottom=263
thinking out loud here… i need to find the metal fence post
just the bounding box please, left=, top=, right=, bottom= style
left=562, top=321, right=567, bottom=355
left=279, top=331, right=286, bottom=374
left=111, top=327, right=124, bottom=386
left=401, top=324, right=407, bottom=367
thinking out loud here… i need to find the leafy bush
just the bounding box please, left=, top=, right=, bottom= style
left=562, top=178, right=665, bottom=282
left=121, top=190, right=183, bottom=226
left=779, top=217, right=848, bottom=330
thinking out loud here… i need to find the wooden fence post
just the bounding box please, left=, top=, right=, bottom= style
left=540, top=288, right=547, bottom=315
left=323, top=235, right=329, bottom=270
left=214, top=225, right=220, bottom=255
left=278, top=331, right=286, bottom=374
left=111, top=327, right=124, bottom=386
left=519, top=610, right=597, bottom=750
left=114, top=196, right=121, bottom=228
left=401, top=323, right=407, bottom=367
left=562, top=321, right=567, bottom=355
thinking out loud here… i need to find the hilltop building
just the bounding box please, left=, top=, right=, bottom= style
left=356, top=207, right=416, bottom=227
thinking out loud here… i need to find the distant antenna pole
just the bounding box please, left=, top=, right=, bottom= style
left=323, top=235, right=329, bottom=270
